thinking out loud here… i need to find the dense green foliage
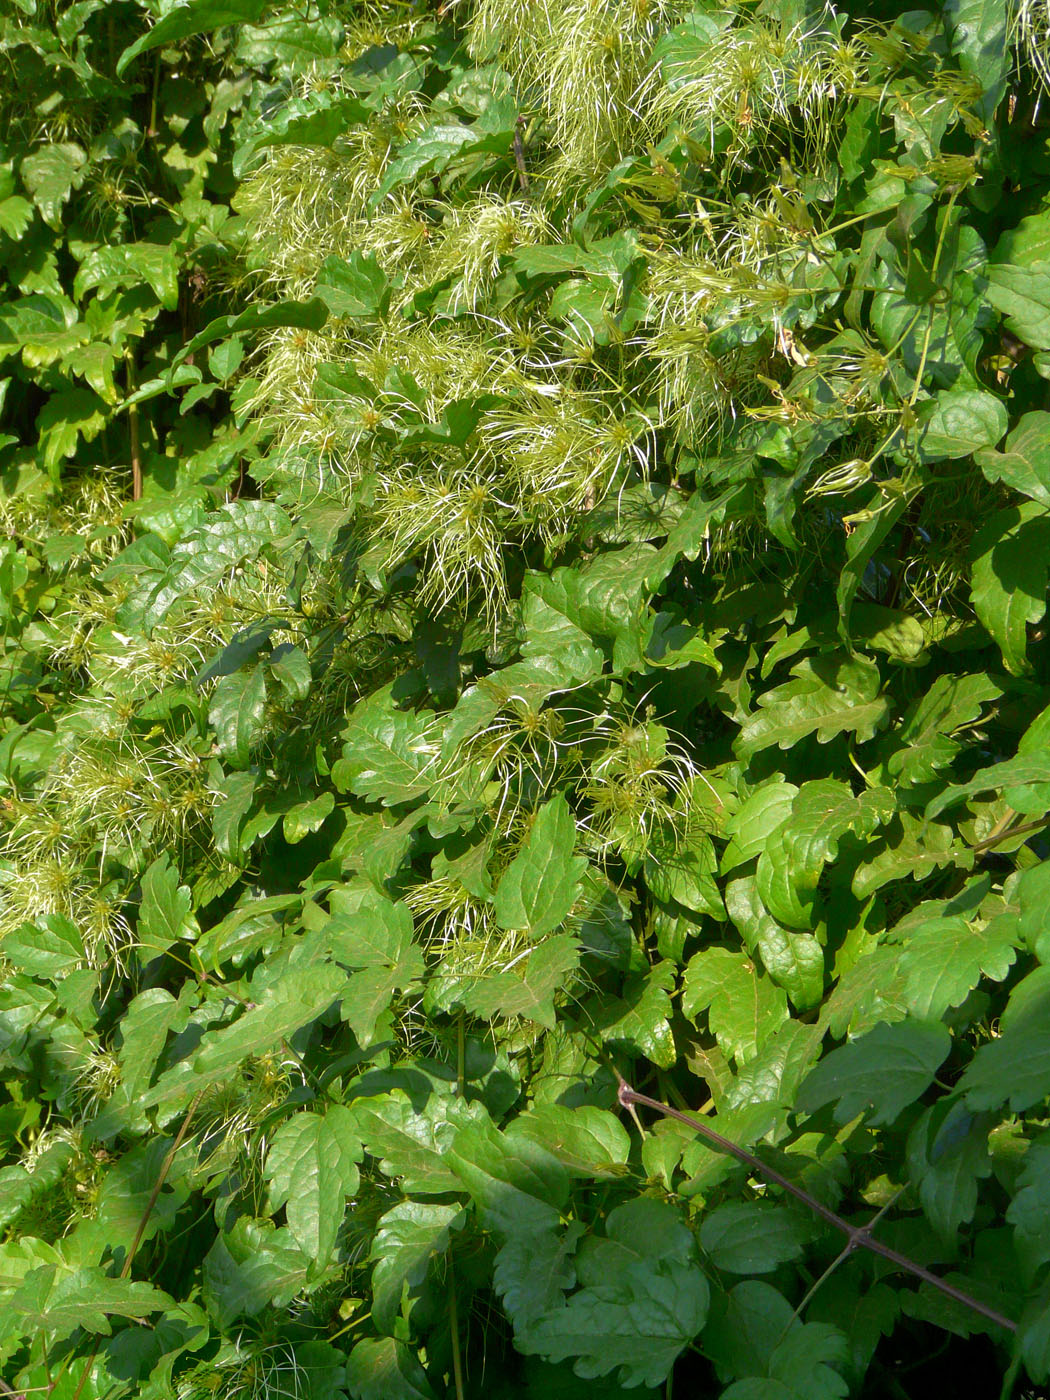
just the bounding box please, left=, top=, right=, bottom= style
left=6, top=0, right=1050, bottom=1395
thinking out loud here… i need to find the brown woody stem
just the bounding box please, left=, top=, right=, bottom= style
left=68, top=1092, right=204, bottom=1400
left=971, top=815, right=1050, bottom=857
left=617, top=1081, right=1016, bottom=1334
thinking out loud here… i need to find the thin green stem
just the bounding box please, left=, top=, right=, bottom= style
left=456, top=1011, right=466, bottom=1100
left=786, top=1187, right=906, bottom=1334
left=126, top=350, right=142, bottom=501
left=448, top=1255, right=466, bottom=1400
left=907, top=312, right=936, bottom=409
left=930, top=192, right=960, bottom=285
left=148, top=52, right=161, bottom=139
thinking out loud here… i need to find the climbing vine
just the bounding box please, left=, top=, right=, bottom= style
left=5, top=0, right=1050, bottom=1396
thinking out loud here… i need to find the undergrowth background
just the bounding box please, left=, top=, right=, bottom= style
left=5, top=0, right=1050, bottom=1396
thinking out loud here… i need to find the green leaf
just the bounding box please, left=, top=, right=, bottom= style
left=189, top=891, right=300, bottom=972
left=332, top=686, right=437, bottom=806
left=518, top=1198, right=709, bottom=1390
left=986, top=213, right=1050, bottom=349
left=783, top=781, right=895, bottom=886
left=233, top=92, right=371, bottom=177
left=2, top=914, right=83, bottom=980
left=439, top=661, right=570, bottom=757
left=209, top=666, right=267, bottom=769
left=945, top=0, right=1009, bottom=104
left=209, top=334, right=245, bottom=382
left=885, top=673, right=1003, bottom=786
left=142, top=966, right=346, bottom=1112
left=195, top=620, right=278, bottom=686
left=20, top=144, right=85, bottom=227
left=727, top=1023, right=823, bottom=1130
left=142, top=500, right=292, bottom=630
left=269, top=643, right=311, bottom=699
left=646, top=483, right=748, bottom=587
left=211, top=769, right=257, bottom=864
left=344, top=1337, right=437, bottom=1400
left=1007, top=1131, right=1050, bottom=1265
left=0, top=194, right=33, bottom=239
left=702, top=1279, right=798, bottom=1384
left=1016, top=859, right=1050, bottom=960
left=117, top=0, right=271, bottom=75
left=265, top=1108, right=362, bottom=1264
left=917, top=390, right=1007, bottom=461
left=370, top=1201, right=461, bottom=1334
left=370, top=119, right=515, bottom=207
left=722, top=1323, right=850, bottom=1400
left=1020, top=1287, right=1050, bottom=1386
left=520, top=579, right=604, bottom=685
left=726, top=877, right=824, bottom=1011
left=736, top=657, right=889, bottom=758
left=510, top=241, right=621, bottom=282
left=816, top=945, right=907, bottom=1039
left=74, top=244, right=179, bottom=311
left=348, top=1089, right=482, bottom=1196
left=448, top=1118, right=569, bottom=1235
left=897, top=914, right=1017, bottom=1019
left=0, top=293, right=84, bottom=368
left=172, top=298, right=329, bottom=372
left=0, top=1168, right=33, bottom=1233
left=322, top=886, right=425, bottom=1045
left=756, top=835, right=817, bottom=930
left=315, top=252, right=391, bottom=320
left=331, top=808, right=421, bottom=887
left=850, top=814, right=958, bottom=898
left=797, top=1020, right=951, bottom=1125
left=722, top=780, right=798, bottom=872
left=36, top=387, right=106, bottom=476
left=123, top=363, right=203, bottom=408
left=506, top=1104, right=630, bottom=1178
left=283, top=791, right=335, bottom=843
left=398, top=394, right=503, bottom=451
left=645, top=829, right=723, bottom=918
left=699, top=1202, right=810, bottom=1274
left=682, top=947, right=789, bottom=1063
left=976, top=411, right=1050, bottom=506
left=494, top=796, right=587, bottom=937
left=137, top=855, right=197, bottom=962
left=927, top=751, right=1050, bottom=820
left=116, top=989, right=179, bottom=1111
left=459, top=933, right=580, bottom=1029
left=494, top=1223, right=583, bottom=1335
left=646, top=610, right=721, bottom=671
left=546, top=545, right=657, bottom=653
left=961, top=973, right=1050, bottom=1111
left=201, top=1219, right=311, bottom=1326
left=836, top=492, right=912, bottom=641
left=596, top=961, right=677, bottom=1068
left=0, top=1266, right=171, bottom=1343
left=970, top=502, right=1050, bottom=675
left=548, top=276, right=617, bottom=339
left=850, top=603, right=926, bottom=663
left=907, top=1102, right=992, bottom=1238
left=235, top=12, right=344, bottom=67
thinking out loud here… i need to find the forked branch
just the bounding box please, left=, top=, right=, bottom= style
left=617, top=1081, right=1017, bottom=1334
